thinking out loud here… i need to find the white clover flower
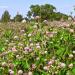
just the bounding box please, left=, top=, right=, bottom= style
left=22, top=19, right=26, bottom=23
left=23, top=33, right=27, bottom=36
left=36, top=45, right=41, bottom=49
left=18, top=70, right=23, bottom=75
left=5, top=39, right=9, bottom=43
left=14, top=36, right=19, bottom=40
left=44, top=59, right=47, bottom=61
left=44, top=51, right=47, bottom=54
left=55, top=71, right=58, bottom=74
left=28, top=71, right=33, bottom=75
left=73, top=51, right=75, bottom=54
left=68, top=63, right=73, bottom=69
left=36, top=43, right=40, bottom=46
left=43, top=20, right=48, bottom=24
left=34, top=16, right=40, bottom=20
left=43, top=66, right=49, bottom=71
left=16, top=55, right=20, bottom=59
left=69, top=29, right=74, bottom=33
left=28, top=33, right=32, bottom=37
left=36, top=57, right=40, bottom=60
left=68, top=17, right=72, bottom=21
left=59, top=62, right=66, bottom=68
left=30, top=43, right=34, bottom=47
left=69, top=54, right=73, bottom=58
left=33, top=25, right=37, bottom=29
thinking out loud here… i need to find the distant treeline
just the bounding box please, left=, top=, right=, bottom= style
left=0, top=4, right=71, bottom=23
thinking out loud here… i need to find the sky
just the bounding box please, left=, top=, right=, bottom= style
left=0, top=0, right=75, bottom=18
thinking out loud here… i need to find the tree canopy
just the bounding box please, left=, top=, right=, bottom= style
left=14, top=14, right=23, bottom=22
left=1, top=10, right=10, bottom=22
left=27, top=4, right=68, bottom=21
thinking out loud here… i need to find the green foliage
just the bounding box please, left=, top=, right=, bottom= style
left=1, top=10, right=10, bottom=23
left=27, top=4, right=68, bottom=21
left=14, top=14, right=23, bottom=22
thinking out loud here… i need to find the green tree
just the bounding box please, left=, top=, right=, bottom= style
left=40, top=4, right=56, bottom=20
left=14, top=14, right=23, bottom=22
left=27, top=4, right=56, bottom=21
left=27, top=4, right=69, bottom=21
left=1, top=10, right=10, bottom=22
left=27, top=11, right=32, bottom=20
left=30, top=5, right=40, bottom=17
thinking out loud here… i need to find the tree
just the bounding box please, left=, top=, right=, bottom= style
left=30, top=5, right=40, bottom=17
left=27, top=4, right=69, bottom=21
left=40, top=4, right=56, bottom=21
left=27, top=4, right=56, bottom=21
left=27, top=11, right=32, bottom=20
left=14, top=13, right=23, bottom=22
left=1, top=10, right=10, bottom=22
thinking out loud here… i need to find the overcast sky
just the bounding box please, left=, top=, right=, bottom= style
left=0, top=0, right=75, bottom=18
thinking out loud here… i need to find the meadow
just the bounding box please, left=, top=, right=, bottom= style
left=0, top=21, right=75, bottom=75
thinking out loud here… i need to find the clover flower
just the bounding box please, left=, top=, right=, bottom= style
left=28, top=33, right=32, bottom=37
left=34, top=16, right=40, bottom=20
left=9, top=70, right=14, bottom=75
left=69, top=54, right=73, bottom=58
left=30, top=43, right=34, bottom=47
left=43, top=20, right=48, bottom=25
left=12, top=46, right=17, bottom=52
left=14, top=35, right=19, bottom=40
left=31, top=64, right=36, bottom=69
left=18, top=70, right=23, bottom=75
left=43, top=66, right=49, bottom=71
left=69, top=29, right=74, bottom=33
left=48, top=59, right=54, bottom=65
left=24, top=46, right=32, bottom=52
left=36, top=43, right=41, bottom=49
left=44, top=51, right=47, bottom=54
left=68, top=63, right=73, bottom=69
left=16, top=55, right=20, bottom=59
left=33, top=25, right=37, bottom=29
left=5, top=39, right=9, bottom=43
left=28, top=71, right=33, bottom=75
left=73, top=50, right=75, bottom=54
left=2, top=62, right=7, bottom=67
left=59, top=62, right=66, bottom=68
